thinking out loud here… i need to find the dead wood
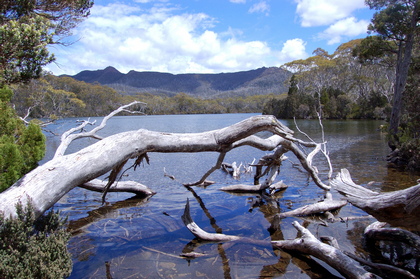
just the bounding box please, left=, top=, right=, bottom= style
left=321, top=235, right=418, bottom=279
left=348, top=254, right=419, bottom=279
left=183, top=152, right=226, bottom=187
left=331, top=169, right=420, bottom=230
left=278, top=193, right=347, bottom=219
left=0, top=115, right=298, bottom=219
left=181, top=198, right=241, bottom=242
left=271, top=221, right=378, bottom=279
left=181, top=198, right=271, bottom=248
left=54, top=101, right=146, bottom=159
left=80, top=179, right=156, bottom=197
left=220, top=180, right=288, bottom=193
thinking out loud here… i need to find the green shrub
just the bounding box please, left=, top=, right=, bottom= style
left=0, top=85, right=45, bottom=192
left=0, top=202, right=72, bottom=279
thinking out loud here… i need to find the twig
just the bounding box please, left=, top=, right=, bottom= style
left=54, top=101, right=145, bottom=158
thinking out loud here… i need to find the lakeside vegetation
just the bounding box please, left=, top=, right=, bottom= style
left=10, top=34, right=420, bottom=171
left=0, top=0, right=419, bottom=277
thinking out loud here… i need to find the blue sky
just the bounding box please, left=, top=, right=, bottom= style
left=46, top=0, right=375, bottom=75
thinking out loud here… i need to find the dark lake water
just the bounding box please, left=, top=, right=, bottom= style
left=42, top=113, right=419, bottom=279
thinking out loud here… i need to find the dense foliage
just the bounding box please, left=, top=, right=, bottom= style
left=263, top=40, right=393, bottom=120
left=363, top=0, right=419, bottom=141
left=12, top=74, right=275, bottom=118
left=0, top=0, right=93, bottom=84
left=358, top=0, right=420, bottom=170
left=1, top=1, right=93, bottom=277
left=0, top=86, right=45, bottom=192
left=0, top=202, right=71, bottom=279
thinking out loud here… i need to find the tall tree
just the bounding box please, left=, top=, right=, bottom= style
left=0, top=0, right=93, bottom=84
left=365, top=0, right=420, bottom=147
left=0, top=1, right=94, bottom=191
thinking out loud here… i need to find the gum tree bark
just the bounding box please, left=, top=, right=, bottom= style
left=272, top=221, right=378, bottom=279
left=0, top=114, right=326, bottom=219
left=331, top=168, right=420, bottom=230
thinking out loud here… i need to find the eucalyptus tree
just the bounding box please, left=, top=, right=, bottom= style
left=362, top=0, right=420, bottom=145
left=0, top=0, right=94, bottom=191
left=0, top=0, right=93, bottom=85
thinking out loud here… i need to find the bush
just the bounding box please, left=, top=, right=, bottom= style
left=0, top=85, right=45, bottom=192
left=0, top=202, right=72, bottom=279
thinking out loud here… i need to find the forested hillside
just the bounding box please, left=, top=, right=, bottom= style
left=69, top=66, right=291, bottom=97
left=263, top=40, right=395, bottom=120
left=11, top=74, right=275, bottom=118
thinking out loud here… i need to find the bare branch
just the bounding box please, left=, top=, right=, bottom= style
left=272, top=221, right=377, bottom=279
left=278, top=198, right=347, bottom=219
left=80, top=179, right=156, bottom=197
left=183, top=152, right=226, bottom=186
left=331, top=169, right=420, bottom=229
left=53, top=101, right=146, bottom=159
left=181, top=199, right=241, bottom=242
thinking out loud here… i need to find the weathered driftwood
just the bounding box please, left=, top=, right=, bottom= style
left=80, top=179, right=156, bottom=197
left=331, top=168, right=420, bottom=230
left=271, top=221, right=378, bottom=279
left=54, top=101, right=146, bottom=159
left=221, top=162, right=242, bottom=179
left=183, top=132, right=330, bottom=191
left=181, top=199, right=241, bottom=242
left=220, top=180, right=288, bottom=193
left=322, top=235, right=418, bottom=279
left=278, top=193, right=347, bottom=219
left=2, top=114, right=316, bottom=219
left=181, top=198, right=271, bottom=248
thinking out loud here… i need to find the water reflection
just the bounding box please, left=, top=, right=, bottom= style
left=41, top=114, right=419, bottom=278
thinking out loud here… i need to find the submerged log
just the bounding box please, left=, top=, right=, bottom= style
left=331, top=169, right=420, bottom=230
left=0, top=115, right=296, bottom=219
left=364, top=221, right=420, bottom=251
left=80, top=179, right=156, bottom=197
left=278, top=193, right=347, bottom=219
left=322, top=235, right=418, bottom=279
left=220, top=181, right=287, bottom=193
left=181, top=199, right=241, bottom=242
left=272, top=221, right=377, bottom=279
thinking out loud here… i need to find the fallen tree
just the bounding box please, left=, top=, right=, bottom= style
left=2, top=102, right=419, bottom=278
left=271, top=221, right=378, bottom=279
left=331, top=168, right=420, bottom=230
left=0, top=106, right=328, bottom=219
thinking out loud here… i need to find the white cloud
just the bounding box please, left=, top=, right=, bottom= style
left=294, top=0, right=366, bottom=27
left=249, top=1, right=270, bottom=16
left=278, top=38, right=308, bottom=62
left=47, top=2, right=304, bottom=75
left=318, top=17, right=369, bottom=45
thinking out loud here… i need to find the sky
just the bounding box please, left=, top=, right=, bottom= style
left=46, top=0, right=375, bottom=76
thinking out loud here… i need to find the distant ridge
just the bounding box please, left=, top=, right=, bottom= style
left=67, top=66, right=292, bottom=98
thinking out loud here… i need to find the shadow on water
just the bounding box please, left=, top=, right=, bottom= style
left=41, top=114, right=419, bottom=278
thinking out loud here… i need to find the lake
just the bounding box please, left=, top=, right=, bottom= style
left=42, top=113, right=419, bottom=278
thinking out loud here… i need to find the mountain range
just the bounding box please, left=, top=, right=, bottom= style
left=68, top=66, right=292, bottom=98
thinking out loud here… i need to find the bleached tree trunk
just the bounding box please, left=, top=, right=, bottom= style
left=331, top=168, right=420, bottom=230
left=0, top=115, right=327, bottom=219
left=272, top=221, right=378, bottom=279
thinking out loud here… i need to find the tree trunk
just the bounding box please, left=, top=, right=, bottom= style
left=388, top=1, right=420, bottom=143
left=331, top=168, right=420, bottom=230
left=271, top=221, right=378, bottom=279
left=0, top=115, right=314, bottom=219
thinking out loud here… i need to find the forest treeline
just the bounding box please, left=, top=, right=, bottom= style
left=11, top=39, right=417, bottom=126
left=263, top=40, right=396, bottom=120
left=11, top=74, right=275, bottom=117
left=6, top=3, right=420, bottom=172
